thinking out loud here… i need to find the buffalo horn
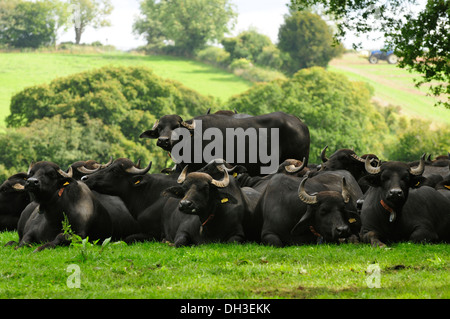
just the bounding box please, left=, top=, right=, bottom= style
left=298, top=177, right=318, bottom=205
left=320, top=146, right=329, bottom=163
left=177, top=166, right=189, bottom=184
left=350, top=153, right=366, bottom=163
left=77, top=166, right=102, bottom=174
left=125, top=161, right=152, bottom=175
left=285, top=158, right=306, bottom=173
left=211, top=169, right=230, bottom=188
left=152, top=120, right=159, bottom=130
left=365, top=157, right=381, bottom=175
left=341, top=177, right=350, bottom=203
left=58, top=167, right=73, bottom=178
left=27, top=161, right=35, bottom=175
left=180, top=120, right=196, bottom=130
left=409, top=154, right=426, bottom=176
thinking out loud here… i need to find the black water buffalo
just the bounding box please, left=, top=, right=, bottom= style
left=8, top=161, right=113, bottom=251
left=359, top=155, right=450, bottom=247
left=0, top=173, right=30, bottom=231
left=81, top=158, right=179, bottom=243
left=436, top=177, right=450, bottom=200
left=140, top=111, right=310, bottom=176
left=315, top=146, right=379, bottom=191
left=257, top=170, right=362, bottom=247
left=69, top=157, right=113, bottom=180
left=161, top=162, right=260, bottom=246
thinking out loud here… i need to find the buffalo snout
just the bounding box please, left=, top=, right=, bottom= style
left=179, top=199, right=196, bottom=213
left=25, top=178, right=40, bottom=190
left=387, top=188, right=404, bottom=201
left=157, top=137, right=170, bottom=149
left=335, top=225, right=350, bottom=237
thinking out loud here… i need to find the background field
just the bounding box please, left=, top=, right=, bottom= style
left=0, top=232, right=449, bottom=299
left=0, top=52, right=252, bottom=127
left=328, top=53, right=450, bottom=126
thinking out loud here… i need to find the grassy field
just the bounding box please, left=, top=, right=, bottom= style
left=328, top=53, right=450, bottom=126
left=0, top=51, right=252, bottom=126
left=0, top=231, right=449, bottom=299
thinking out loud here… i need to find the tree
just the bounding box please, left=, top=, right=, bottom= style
left=133, top=0, right=237, bottom=57
left=69, top=0, right=113, bottom=44
left=289, top=0, right=450, bottom=109
left=0, top=0, right=57, bottom=48
left=278, top=11, right=345, bottom=74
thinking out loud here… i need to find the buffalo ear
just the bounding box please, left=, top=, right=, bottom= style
left=161, top=186, right=185, bottom=198
left=140, top=129, right=159, bottom=139
left=410, top=175, right=426, bottom=188
left=359, top=174, right=381, bottom=188
left=290, top=208, right=313, bottom=235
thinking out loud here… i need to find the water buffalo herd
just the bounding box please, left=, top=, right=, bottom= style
left=1, top=111, right=449, bottom=251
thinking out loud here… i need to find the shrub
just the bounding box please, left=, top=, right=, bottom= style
left=196, top=46, right=230, bottom=68
left=4, top=66, right=216, bottom=174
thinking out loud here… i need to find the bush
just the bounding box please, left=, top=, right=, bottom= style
left=196, top=46, right=230, bottom=68
left=4, top=66, right=216, bottom=174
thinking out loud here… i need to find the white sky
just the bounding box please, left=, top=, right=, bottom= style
left=58, top=0, right=387, bottom=51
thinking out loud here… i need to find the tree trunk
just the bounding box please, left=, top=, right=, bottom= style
left=75, top=27, right=82, bottom=45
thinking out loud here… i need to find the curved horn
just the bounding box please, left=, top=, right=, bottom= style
left=125, top=161, right=152, bottom=175
left=77, top=166, right=101, bottom=174
left=320, top=146, right=329, bottom=163
left=298, top=177, right=317, bottom=205
left=284, top=158, right=306, bottom=173
left=177, top=166, right=189, bottom=184
left=341, top=177, right=350, bottom=204
left=101, top=156, right=113, bottom=168
left=409, top=154, right=426, bottom=176
left=350, top=153, right=366, bottom=163
left=180, top=120, right=196, bottom=130
left=211, top=169, right=230, bottom=188
left=58, top=167, right=73, bottom=178
left=365, top=157, right=381, bottom=175
left=152, top=120, right=159, bottom=130
left=27, top=161, right=35, bottom=175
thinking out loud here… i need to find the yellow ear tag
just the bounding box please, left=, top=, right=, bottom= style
left=415, top=181, right=420, bottom=187
left=135, top=180, right=141, bottom=185
left=221, top=198, right=229, bottom=204
left=233, top=172, right=238, bottom=178
left=445, top=185, right=450, bottom=190
left=348, top=218, right=357, bottom=224
left=63, top=182, right=70, bottom=186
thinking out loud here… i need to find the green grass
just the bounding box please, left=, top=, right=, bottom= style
left=1, top=231, right=448, bottom=299
left=328, top=53, right=450, bottom=126
left=0, top=52, right=252, bottom=126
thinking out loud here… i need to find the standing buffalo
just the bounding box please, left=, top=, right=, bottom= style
left=359, top=155, right=450, bottom=247
left=140, top=111, right=310, bottom=176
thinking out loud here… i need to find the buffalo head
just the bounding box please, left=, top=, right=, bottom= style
left=291, top=176, right=360, bottom=242
left=139, top=115, right=195, bottom=151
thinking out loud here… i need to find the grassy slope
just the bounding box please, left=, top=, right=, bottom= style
left=0, top=52, right=252, bottom=126
left=328, top=53, right=450, bottom=126
left=0, top=231, right=448, bottom=299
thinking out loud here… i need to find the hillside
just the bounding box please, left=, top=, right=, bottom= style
left=328, top=53, right=450, bottom=126
left=0, top=52, right=252, bottom=127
